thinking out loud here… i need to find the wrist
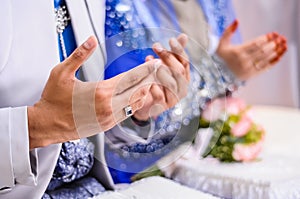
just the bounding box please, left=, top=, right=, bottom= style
left=27, top=102, right=78, bottom=149
left=131, top=115, right=151, bottom=127
left=28, top=105, right=48, bottom=149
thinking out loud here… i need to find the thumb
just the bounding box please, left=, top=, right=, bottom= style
left=220, top=20, right=239, bottom=45
left=63, top=36, right=98, bottom=75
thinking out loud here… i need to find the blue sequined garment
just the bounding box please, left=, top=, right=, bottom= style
left=44, top=177, right=106, bottom=199
left=47, top=139, right=95, bottom=190
left=104, top=0, right=156, bottom=79
left=197, top=0, right=242, bottom=42
left=104, top=0, right=242, bottom=183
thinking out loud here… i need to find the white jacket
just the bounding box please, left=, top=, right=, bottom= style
left=0, top=1, right=114, bottom=198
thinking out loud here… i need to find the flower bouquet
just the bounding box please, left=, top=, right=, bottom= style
left=198, top=96, right=265, bottom=162
left=131, top=96, right=265, bottom=182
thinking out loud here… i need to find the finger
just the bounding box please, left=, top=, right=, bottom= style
left=149, top=84, right=167, bottom=117
left=170, top=68, right=189, bottom=99
left=251, top=40, right=276, bottom=61
left=254, top=37, right=287, bottom=68
left=271, top=37, right=287, bottom=59
left=153, top=42, right=185, bottom=76
left=155, top=65, right=179, bottom=107
left=161, top=69, right=188, bottom=108
left=133, top=84, right=166, bottom=120
left=112, top=77, right=152, bottom=111
left=220, top=19, right=239, bottom=45
left=151, top=84, right=166, bottom=104
left=169, top=37, right=189, bottom=64
left=113, top=59, right=158, bottom=94
left=113, top=98, right=147, bottom=124
left=244, top=34, right=273, bottom=53
left=145, top=55, right=155, bottom=62
left=251, top=34, right=286, bottom=58
left=253, top=52, right=276, bottom=70
left=254, top=42, right=287, bottom=70
left=155, top=65, right=177, bottom=93
left=156, top=64, right=188, bottom=106
left=270, top=43, right=288, bottom=64
left=169, top=37, right=190, bottom=81
left=177, top=33, right=188, bottom=48
left=63, top=36, right=98, bottom=74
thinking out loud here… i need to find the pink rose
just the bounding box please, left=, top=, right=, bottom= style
left=202, top=97, right=246, bottom=122
left=230, top=114, right=252, bottom=137
left=232, top=141, right=264, bottom=162
left=225, top=97, right=247, bottom=115
left=202, top=98, right=226, bottom=122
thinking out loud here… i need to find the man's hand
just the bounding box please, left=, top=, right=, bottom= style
left=28, top=36, right=188, bottom=148
left=133, top=34, right=190, bottom=121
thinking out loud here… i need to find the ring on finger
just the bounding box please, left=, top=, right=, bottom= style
left=124, top=105, right=133, bottom=117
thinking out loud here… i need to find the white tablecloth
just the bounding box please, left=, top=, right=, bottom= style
left=93, top=176, right=219, bottom=199
left=172, top=106, right=300, bottom=199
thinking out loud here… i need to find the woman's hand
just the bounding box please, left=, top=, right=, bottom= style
left=28, top=36, right=189, bottom=148
left=217, top=20, right=287, bottom=80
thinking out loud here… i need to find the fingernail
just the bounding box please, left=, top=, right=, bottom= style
left=271, top=33, right=278, bottom=40
left=145, top=55, right=154, bottom=62
left=232, top=20, right=238, bottom=30
left=170, top=38, right=180, bottom=48
left=270, top=57, right=279, bottom=64
left=179, top=33, right=188, bottom=41
left=282, top=37, right=287, bottom=42
left=153, top=43, right=164, bottom=52
left=83, top=37, right=96, bottom=49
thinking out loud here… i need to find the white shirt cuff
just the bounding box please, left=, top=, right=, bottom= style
left=0, top=107, right=38, bottom=192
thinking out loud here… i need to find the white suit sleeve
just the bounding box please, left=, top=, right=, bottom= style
left=0, top=107, right=38, bottom=192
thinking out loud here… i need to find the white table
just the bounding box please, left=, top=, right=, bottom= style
left=172, top=106, right=300, bottom=199
left=93, top=176, right=219, bottom=199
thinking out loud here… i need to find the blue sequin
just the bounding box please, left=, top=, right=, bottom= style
left=48, top=138, right=95, bottom=191
left=45, top=177, right=105, bottom=199
left=197, top=0, right=242, bottom=43
left=104, top=0, right=157, bottom=79
left=41, top=193, right=51, bottom=199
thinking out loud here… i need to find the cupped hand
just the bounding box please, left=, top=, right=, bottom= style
left=217, top=20, right=287, bottom=80
left=28, top=36, right=176, bottom=148
left=133, top=34, right=190, bottom=121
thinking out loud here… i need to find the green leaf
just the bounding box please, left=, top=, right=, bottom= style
left=130, top=164, right=164, bottom=182
left=199, top=118, right=210, bottom=128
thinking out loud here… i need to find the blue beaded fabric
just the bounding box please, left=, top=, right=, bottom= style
left=44, top=139, right=103, bottom=198
left=47, top=139, right=95, bottom=190
left=44, top=177, right=106, bottom=199
left=104, top=0, right=156, bottom=79
left=197, top=0, right=242, bottom=43
left=104, top=0, right=242, bottom=184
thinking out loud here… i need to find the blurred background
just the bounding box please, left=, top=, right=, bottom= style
left=232, top=0, right=300, bottom=108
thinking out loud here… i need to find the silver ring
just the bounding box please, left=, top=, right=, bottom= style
left=124, top=106, right=133, bottom=117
